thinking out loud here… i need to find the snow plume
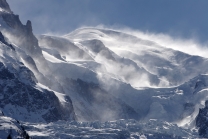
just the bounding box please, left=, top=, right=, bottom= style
left=95, top=55, right=154, bottom=88
left=133, top=32, right=208, bottom=58
left=75, top=37, right=160, bottom=88
left=96, top=25, right=208, bottom=58
left=90, top=88, right=121, bottom=121
left=72, top=25, right=208, bottom=88
left=1, top=30, right=23, bottom=46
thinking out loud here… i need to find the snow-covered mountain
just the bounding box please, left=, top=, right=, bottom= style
left=1, top=0, right=208, bottom=138
left=0, top=1, right=76, bottom=138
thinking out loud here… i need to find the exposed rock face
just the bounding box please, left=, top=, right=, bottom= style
left=0, top=31, right=15, bottom=50
left=0, top=4, right=77, bottom=123
left=0, top=0, right=66, bottom=100
left=1, top=13, right=40, bottom=55
left=26, top=20, right=32, bottom=32
left=196, top=100, right=208, bottom=137
left=0, top=61, right=76, bottom=122
left=0, top=0, right=12, bottom=13
left=0, top=0, right=40, bottom=56
left=0, top=1, right=64, bottom=94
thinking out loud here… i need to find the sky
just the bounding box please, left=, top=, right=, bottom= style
left=6, top=0, right=208, bottom=43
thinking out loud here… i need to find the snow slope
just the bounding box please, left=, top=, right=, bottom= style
left=39, top=28, right=208, bottom=120
left=38, top=28, right=208, bottom=138
left=65, top=28, right=208, bottom=87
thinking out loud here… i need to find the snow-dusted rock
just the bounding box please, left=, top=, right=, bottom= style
left=196, top=100, right=208, bottom=137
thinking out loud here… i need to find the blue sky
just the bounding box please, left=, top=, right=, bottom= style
left=7, top=0, right=208, bottom=42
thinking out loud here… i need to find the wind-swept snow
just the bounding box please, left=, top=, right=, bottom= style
left=1, top=1, right=208, bottom=136
left=38, top=27, right=208, bottom=126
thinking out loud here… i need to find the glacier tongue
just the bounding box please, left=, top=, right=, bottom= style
left=22, top=119, right=197, bottom=139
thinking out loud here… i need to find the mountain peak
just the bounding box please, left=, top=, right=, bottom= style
left=26, top=20, right=32, bottom=32
left=0, top=0, right=12, bottom=13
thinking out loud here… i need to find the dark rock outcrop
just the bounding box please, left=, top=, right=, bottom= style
left=0, top=62, right=76, bottom=122
left=0, top=31, right=15, bottom=50
left=0, top=0, right=40, bottom=56
left=1, top=12, right=40, bottom=55
left=0, top=0, right=12, bottom=13
left=196, top=100, right=208, bottom=137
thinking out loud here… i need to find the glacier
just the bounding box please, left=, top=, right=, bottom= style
left=0, top=0, right=208, bottom=138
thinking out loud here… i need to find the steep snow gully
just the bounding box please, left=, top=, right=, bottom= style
left=0, top=0, right=208, bottom=138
